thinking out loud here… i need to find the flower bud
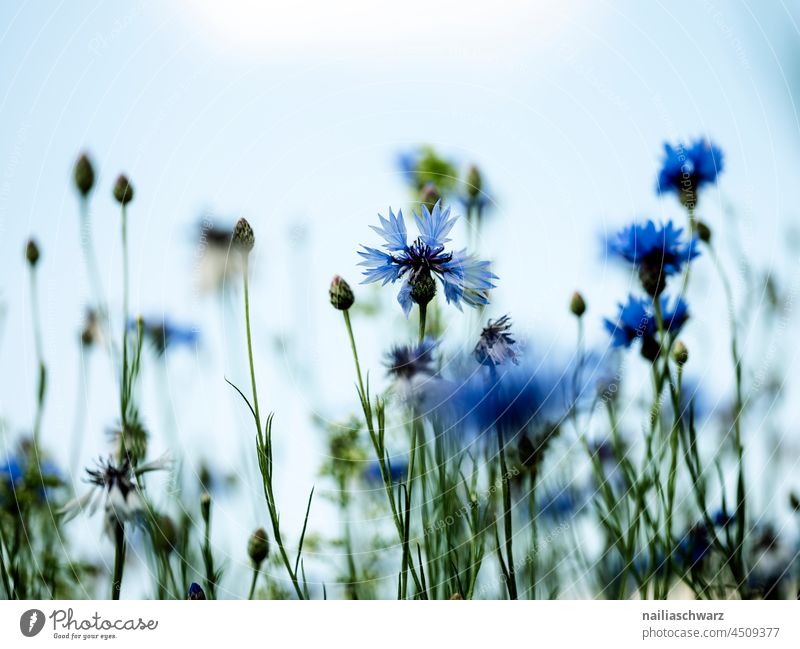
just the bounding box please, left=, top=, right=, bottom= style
left=410, top=272, right=436, bottom=307
left=420, top=183, right=441, bottom=212
left=113, top=174, right=134, bottom=205
left=25, top=239, right=40, bottom=267
left=233, top=217, right=255, bottom=252
left=247, top=527, right=270, bottom=568
left=450, top=592, right=464, bottom=600
left=570, top=291, right=586, bottom=317
left=153, top=514, right=177, bottom=555
left=672, top=340, right=689, bottom=366
left=188, top=582, right=206, bottom=600
left=329, top=275, right=354, bottom=311
left=696, top=220, right=712, bottom=244
left=200, top=492, right=211, bottom=524
left=74, top=153, right=95, bottom=197
left=465, top=165, right=482, bottom=200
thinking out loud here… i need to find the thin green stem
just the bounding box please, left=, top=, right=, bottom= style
left=111, top=522, right=125, bottom=600
left=29, top=266, right=46, bottom=448
left=243, top=258, right=262, bottom=433
left=247, top=566, right=259, bottom=600
left=418, top=302, right=427, bottom=343
left=498, top=429, right=517, bottom=599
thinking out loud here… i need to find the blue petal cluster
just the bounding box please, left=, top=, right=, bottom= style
left=359, top=202, right=497, bottom=315
left=657, top=139, right=724, bottom=203
left=609, top=220, right=699, bottom=295
left=604, top=294, right=689, bottom=349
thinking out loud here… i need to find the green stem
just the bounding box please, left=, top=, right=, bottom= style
left=120, top=204, right=129, bottom=450
left=29, top=266, right=46, bottom=448
left=498, top=429, right=517, bottom=599
left=243, top=258, right=262, bottom=433
left=247, top=566, right=259, bottom=600
left=111, top=522, right=125, bottom=600
left=418, top=302, right=427, bottom=344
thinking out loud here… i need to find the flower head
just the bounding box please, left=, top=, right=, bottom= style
left=60, top=455, right=169, bottom=535
left=364, top=457, right=408, bottom=485
left=131, top=317, right=199, bottom=355
left=329, top=275, right=354, bottom=311
left=359, top=202, right=496, bottom=315
left=73, top=152, right=96, bottom=197
left=385, top=338, right=440, bottom=408
left=608, top=220, right=699, bottom=295
left=113, top=174, right=134, bottom=206
left=604, top=294, right=689, bottom=359
left=657, top=139, right=724, bottom=208
left=188, top=582, right=206, bottom=600
left=474, top=314, right=518, bottom=367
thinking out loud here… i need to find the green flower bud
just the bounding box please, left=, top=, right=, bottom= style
left=696, top=220, right=712, bottom=244
left=329, top=275, right=354, bottom=311
left=672, top=340, right=689, bottom=366
left=25, top=239, right=40, bottom=267
left=410, top=271, right=436, bottom=307
left=200, top=492, right=211, bottom=524
left=247, top=527, right=270, bottom=568
left=113, top=174, right=134, bottom=205
left=74, top=153, right=96, bottom=197
left=233, top=217, right=255, bottom=252
left=570, top=291, right=586, bottom=317
left=420, top=183, right=441, bottom=212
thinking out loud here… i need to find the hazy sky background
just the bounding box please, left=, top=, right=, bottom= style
left=1, top=1, right=800, bottom=596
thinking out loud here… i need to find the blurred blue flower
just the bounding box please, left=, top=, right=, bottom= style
left=364, top=457, right=408, bottom=485
left=187, top=582, right=206, bottom=600
left=130, top=317, right=199, bottom=355
left=474, top=315, right=519, bottom=367
left=537, top=483, right=587, bottom=522
left=1, top=448, right=61, bottom=506
left=608, top=220, right=699, bottom=295
left=359, top=202, right=496, bottom=315
left=657, top=139, right=724, bottom=206
left=604, top=294, right=689, bottom=355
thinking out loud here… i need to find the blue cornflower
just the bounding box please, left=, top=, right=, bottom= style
left=130, top=317, right=199, bottom=355
left=657, top=139, right=724, bottom=207
left=609, top=220, right=699, bottom=295
left=385, top=338, right=439, bottom=408
left=1, top=449, right=61, bottom=507
left=359, top=202, right=497, bottom=316
left=537, top=483, right=587, bottom=522
left=187, top=582, right=206, bottom=600
left=604, top=294, right=689, bottom=360
left=474, top=315, right=519, bottom=367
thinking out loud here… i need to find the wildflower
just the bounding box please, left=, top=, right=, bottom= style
left=359, top=202, right=496, bottom=316
left=73, top=153, right=96, bottom=196
left=603, top=294, right=689, bottom=359
left=385, top=338, right=439, bottom=407
left=247, top=528, right=270, bottom=568
left=112, top=174, right=134, bottom=205
left=329, top=275, right=354, bottom=311
left=657, top=139, right=724, bottom=208
left=131, top=316, right=199, bottom=355
left=25, top=239, right=40, bottom=267
left=187, top=582, right=206, bottom=600
left=608, top=220, right=699, bottom=295
left=1, top=444, right=62, bottom=508
left=570, top=291, right=586, bottom=318
left=60, top=455, right=169, bottom=536
left=474, top=315, right=519, bottom=367
left=536, top=483, right=586, bottom=522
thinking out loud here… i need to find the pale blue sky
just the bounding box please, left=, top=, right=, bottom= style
left=1, top=1, right=800, bottom=595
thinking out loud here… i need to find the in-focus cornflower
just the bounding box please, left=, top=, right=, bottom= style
left=364, top=457, right=408, bottom=485
left=188, top=582, right=206, bottom=600
left=657, top=139, right=724, bottom=209
left=359, top=202, right=496, bottom=315
left=60, top=455, right=169, bottom=536
left=130, top=317, right=199, bottom=355
left=474, top=314, right=519, bottom=367
left=608, top=220, right=699, bottom=296
left=603, top=294, right=689, bottom=360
